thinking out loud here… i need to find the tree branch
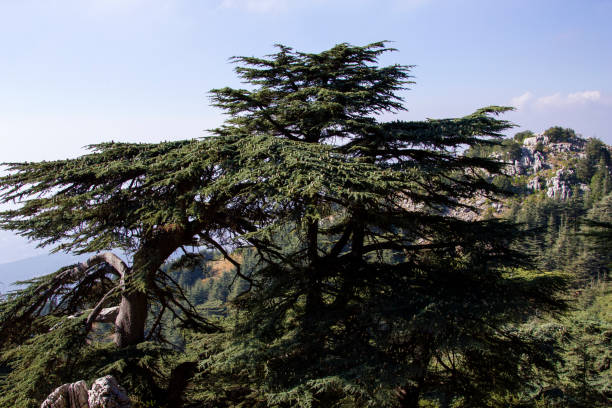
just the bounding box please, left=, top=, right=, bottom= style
left=85, top=286, right=121, bottom=332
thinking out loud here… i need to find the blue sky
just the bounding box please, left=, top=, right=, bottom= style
left=0, top=0, right=611, bottom=263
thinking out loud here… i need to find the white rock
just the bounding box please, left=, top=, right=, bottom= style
left=546, top=168, right=574, bottom=200
left=527, top=176, right=542, bottom=191
left=41, top=381, right=89, bottom=408
left=41, top=376, right=131, bottom=408
left=88, top=376, right=131, bottom=408
left=533, top=151, right=547, bottom=172
left=523, top=134, right=549, bottom=148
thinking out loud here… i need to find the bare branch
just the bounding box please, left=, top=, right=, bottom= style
left=85, top=286, right=121, bottom=332
left=145, top=304, right=166, bottom=341
left=95, top=306, right=119, bottom=323
left=199, top=232, right=254, bottom=293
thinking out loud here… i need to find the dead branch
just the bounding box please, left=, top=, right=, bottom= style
left=85, top=285, right=121, bottom=331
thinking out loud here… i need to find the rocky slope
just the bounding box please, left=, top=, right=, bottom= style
left=453, top=127, right=612, bottom=219
left=504, top=133, right=589, bottom=200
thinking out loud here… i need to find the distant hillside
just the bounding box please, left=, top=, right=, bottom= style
left=455, top=126, right=612, bottom=220
left=0, top=252, right=81, bottom=293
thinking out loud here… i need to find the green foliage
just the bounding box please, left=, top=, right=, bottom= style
left=543, top=127, right=577, bottom=143
left=200, top=42, right=565, bottom=407
left=534, top=286, right=612, bottom=407
left=466, top=136, right=522, bottom=162
left=576, top=138, right=611, bottom=183
left=587, top=158, right=612, bottom=204
left=504, top=187, right=612, bottom=288
left=0, top=316, right=88, bottom=407
left=514, top=130, right=535, bottom=144
left=0, top=311, right=183, bottom=407
left=0, top=140, right=209, bottom=254
left=0, top=41, right=582, bottom=407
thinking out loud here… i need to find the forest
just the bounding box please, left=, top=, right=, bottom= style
left=0, top=42, right=610, bottom=408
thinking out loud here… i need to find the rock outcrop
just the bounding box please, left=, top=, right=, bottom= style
left=88, top=376, right=131, bottom=408
left=527, top=176, right=543, bottom=191
left=449, top=130, right=611, bottom=221
left=40, top=376, right=131, bottom=408
left=506, top=148, right=548, bottom=176
left=505, top=132, right=593, bottom=202
left=41, top=381, right=89, bottom=408
left=546, top=168, right=574, bottom=200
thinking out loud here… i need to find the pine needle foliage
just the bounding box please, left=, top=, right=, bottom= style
left=0, top=138, right=249, bottom=405
left=201, top=42, right=568, bottom=407
left=0, top=41, right=570, bottom=407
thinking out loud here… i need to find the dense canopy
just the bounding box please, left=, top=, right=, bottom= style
left=0, top=42, right=568, bottom=408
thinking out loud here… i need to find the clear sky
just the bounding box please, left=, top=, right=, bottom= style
left=0, top=0, right=611, bottom=263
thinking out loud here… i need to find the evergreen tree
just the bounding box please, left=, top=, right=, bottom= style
left=202, top=42, right=567, bottom=407
left=0, top=140, right=235, bottom=347
left=543, top=126, right=577, bottom=143
left=578, top=193, right=612, bottom=284
left=577, top=138, right=611, bottom=183
left=588, top=157, right=612, bottom=204
left=0, top=139, right=254, bottom=405
left=0, top=41, right=572, bottom=408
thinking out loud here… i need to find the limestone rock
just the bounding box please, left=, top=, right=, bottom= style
left=41, top=381, right=89, bottom=408
left=88, top=376, right=131, bottom=408
left=504, top=147, right=547, bottom=176
left=527, top=176, right=543, bottom=191
left=533, top=151, right=547, bottom=172
left=509, top=159, right=523, bottom=176
left=519, top=148, right=533, bottom=170
left=41, top=376, right=131, bottom=408
left=546, top=168, right=574, bottom=200
left=523, top=134, right=549, bottom=149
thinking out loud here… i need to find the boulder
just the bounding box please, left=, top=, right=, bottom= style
left=546, top=168, right=574, bottom=200
left=40, top=381, right=89, bottom=408
left=41, top=376, right=131, bottom=408
left=88, top=376, right=131, bottom=408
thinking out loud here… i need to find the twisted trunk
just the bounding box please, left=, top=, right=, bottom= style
left=77, top=228, right=199, bottom=348
left=114, top=229, right=190, bottom=348
left=114, top=291, right=149, bottom=348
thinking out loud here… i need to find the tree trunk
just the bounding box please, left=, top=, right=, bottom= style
left=113, top=249, right=153, bottom=348
left=166, top=362, right=198, bottom=407
left=114, top=291, right=149, bottom=348
left=396, top=385, right=420, bottom=408
left=113, top=230, right=188, bottom=348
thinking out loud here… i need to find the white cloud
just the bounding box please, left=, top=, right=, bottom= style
left=566, top=90, right=601, bottom=104
left=510, top=91, right=533, bottom=109
left=536, top=90, right=601, bottom=107
left=511, top=90, right=604, bottom=110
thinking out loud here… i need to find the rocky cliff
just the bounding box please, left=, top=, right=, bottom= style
left=454, top=127, right=612, bottom=219
left=504, top=132, right=591, bottom=200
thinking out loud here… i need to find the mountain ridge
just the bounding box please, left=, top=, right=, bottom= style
left=0, top=252, right=81, bottom=293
